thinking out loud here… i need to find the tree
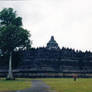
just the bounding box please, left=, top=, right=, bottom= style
left=0, top=8, right=22, bottom=26
left=0, top=8, right=31, bottom=80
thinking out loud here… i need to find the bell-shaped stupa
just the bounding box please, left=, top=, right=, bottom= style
left=46, top=36, right=60, bottom=50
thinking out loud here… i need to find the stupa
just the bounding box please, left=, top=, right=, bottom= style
left=46, top=36, right=60, bottom=50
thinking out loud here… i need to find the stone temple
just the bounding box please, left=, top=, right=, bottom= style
left=0, top=36, right=92, bottom=78
left=46, top=36, right=60, bottom=50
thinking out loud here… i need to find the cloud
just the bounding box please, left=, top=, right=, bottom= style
left=0, top=0, right=92, bottom=51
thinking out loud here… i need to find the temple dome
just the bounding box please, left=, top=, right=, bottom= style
left=46, top=36, right=60, bottom=50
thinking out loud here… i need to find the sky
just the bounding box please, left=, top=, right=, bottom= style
left=0, top=0, right=92, bottom=51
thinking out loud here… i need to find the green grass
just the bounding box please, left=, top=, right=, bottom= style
left=42, top=78, right=92, bottom=92
left=0, top=78, right=31, bottom=91
left=0, top=78, right=92, bottom=92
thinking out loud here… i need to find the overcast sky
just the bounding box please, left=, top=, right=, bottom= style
left=0, top=0, right=92, bottom=51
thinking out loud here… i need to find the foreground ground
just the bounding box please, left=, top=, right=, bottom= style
left=42, top=78, right=92, bottom=92
left=0, top=78, right=92, bottom=92
left=0, top=78, right=31, bottom=91
left=19, top=80, right=50, bottom=92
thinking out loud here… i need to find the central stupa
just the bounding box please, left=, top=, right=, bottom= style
left=46, top=36, right=60, bottom=50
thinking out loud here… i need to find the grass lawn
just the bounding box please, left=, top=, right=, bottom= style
left=0, top=78, right=92, bottom=92
left=0, top=78, right=31, bottom=91
left=42, top=78, right=92, bottom=92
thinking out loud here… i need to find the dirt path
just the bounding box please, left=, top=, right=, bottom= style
left=17, top=80, right=51, bottom=92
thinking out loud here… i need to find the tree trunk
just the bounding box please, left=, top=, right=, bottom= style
left=6, top=52, right=14, bottom=80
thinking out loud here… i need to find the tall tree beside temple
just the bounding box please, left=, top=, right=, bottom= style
left=0, top=8, right=31, bottom=80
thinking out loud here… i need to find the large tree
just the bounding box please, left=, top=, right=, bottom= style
left=0, top=8, right=31, bottom=80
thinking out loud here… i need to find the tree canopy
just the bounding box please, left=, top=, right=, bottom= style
left=0, top=8, right=22, bottom=26
left=0, top=8, right=31, bottom=54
